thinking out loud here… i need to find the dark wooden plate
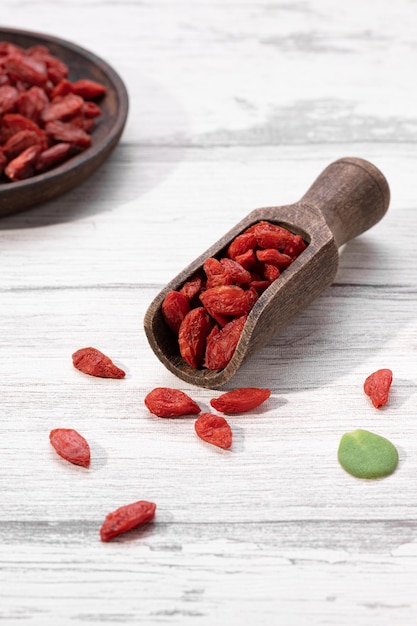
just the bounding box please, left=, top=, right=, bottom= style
left=0, top=27, right=129, bottom=217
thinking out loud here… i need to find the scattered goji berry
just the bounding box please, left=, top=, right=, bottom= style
left=144, top=387, right=200, bottom=417
left=100, top=500, right=156, bottom=542
left=364, top=368, right=393, bottom=408
left=49, top=428, right=91, bottom=467
left=210, top=387, right=271, bottom=414
left=194, top=413, right=232, bottom=449
left=72, top=347, right=126, bottom=379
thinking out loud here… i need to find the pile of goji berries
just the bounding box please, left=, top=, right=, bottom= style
left=0, top=41, right=106, bottom=181
left=161, top=220, right=307, bottom=370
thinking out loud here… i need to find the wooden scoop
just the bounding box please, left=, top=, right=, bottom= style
left=144, top=157, right=390, bottom=388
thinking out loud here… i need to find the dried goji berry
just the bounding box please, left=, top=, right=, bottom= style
left=227, top=231, right=257, bottom=259
left=219, top=258, right=252, bottom=285
left=49, top=79, right=73, bottom=99
left=255, top=228, right=295, bottom=251
left=179, top=273, right=203, bottom=301
left=81, top=101, right=102, bottom=118
left=4, top=53, right=48, bottom=87
left=364, top=368, right=393, bottom=408
left=72, top=347, right=126, bottom=379
left=4, top=144, right=40, bottom=181
left=49, top=428, right=91, bottom=467
left=210, top=387, right=271, bottom=414
left=71, top=79, right=107, bottom=100
left=199, top=285, right=251, bottom=317
left=100, top=500, right=156, bottom=542
left=161, top=290, right=190, bottom=334
left=234, top=248, right=256, bottom=270
left=0, top=84, right=18, bottom=114
left=178, top=307, right=213, bottom=368
left=35, top=142, right=72, bottom=172
left=194, top=413, right=232, bottom=449
left=255, top=248, right=293, bottom=269
left=144, top=387, right=200, bottom=417
left=262, top=263, right=281, bottom=282
left=44, top=120, right=92, bottom=149
left=2, top=129, right=42, bottom=160
left=40, top=93, right=84, bottom=123
left=282, top=234, right=307, bottom=258
left=15, top=85, right=49, bottom=122
left=204, top=315, right=247, bottom=370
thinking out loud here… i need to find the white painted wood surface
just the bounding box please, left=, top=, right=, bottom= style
left=1, top=1, right=417, bottom=624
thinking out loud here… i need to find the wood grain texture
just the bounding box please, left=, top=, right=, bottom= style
left=1, top=0, right=417, bottom=624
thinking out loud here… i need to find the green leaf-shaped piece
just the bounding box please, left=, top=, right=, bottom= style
left=338, top=429, right=399, bottom=479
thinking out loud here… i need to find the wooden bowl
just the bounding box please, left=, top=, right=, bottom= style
left=0, top=27, right=129, bottom=217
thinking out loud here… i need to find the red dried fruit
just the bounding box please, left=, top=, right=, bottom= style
left=161, top=290, right=190, bottom=334
left=219, top=258, right=252, bottom=285
left=234, top=248, right=256, bottom=270
left=2, top=129, right=42, bottom=160
left=179, top=273, right=203, bottom=301
left=210, top=387, right=271, bottom=414
left=4, top=53, right=48, bottom=87
left=35, top=142, right=72, bottom=172
left=15, top=85, right=49, bottom=122
left=364, top=368, right=393, bottom=408
left=72, top=347, right=126, bottom=379
left=195, top=413, right=232, bottom=449
left=40, top=93, right=84, bottom=123
left=255, top=228, right=295, bottom=251
left=71, top=79, right=107, bottom=100
left=178, top=307, right=213, bottom=368
left=0, top=84, right=19, bottom=114
left=81, top=101, right=102, bottom=118
left=44, top=120, right=92, bottom=149
left=49, top=79, right=73, bottom=99
left=100, top=500, right=156, bottom=542
left=4, top=145, right=40, bottom=181
left=255, top=248, right=293, bottom=269
left=49, top=428, right=91, bottom=467
left=199, top=285, right=251, bottom=317
left=144, top=387, right=200, bottom=417
left=204, top=315, right=247, bottom=370
left=262, top=263, right=281, bottom=282
left=227, top=231, right=257, bottom=259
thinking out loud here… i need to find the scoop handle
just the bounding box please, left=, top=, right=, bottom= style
left=300, top=157, right=390, bottom=247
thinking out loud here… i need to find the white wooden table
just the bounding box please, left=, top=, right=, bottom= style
left=1, top=1, right=417, bottom=624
